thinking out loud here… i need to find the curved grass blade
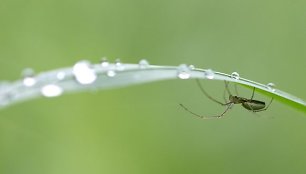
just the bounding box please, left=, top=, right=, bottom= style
left=0, top=60, right=305, bottom=113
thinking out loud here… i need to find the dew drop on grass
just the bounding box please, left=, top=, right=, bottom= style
left=188, top=65, right=195, bottom=70
left=41, top=84, right=63, bottom=97
left=56, top=71, right=66, bottom=80
left=139, top=59, right=150, bottom=69
left=115, top=58, right=124, bottom=71
left=204, top=69, right=215, bottom=79
left=177, top=64, right=191, bottom=79
left=73, top=60, right=97, bottom=85
left=267, top=82, right=276, bottom=92
left=100, top=57, right=109, bottom=67
left=231, top=72, right=240, bottom=80
left=107, top=70, right=116, bottom=77
left=22, top=68, right=36, bottom=87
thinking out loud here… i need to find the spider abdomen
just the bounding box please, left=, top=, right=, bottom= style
left=242, top=100, right=265, bottom=111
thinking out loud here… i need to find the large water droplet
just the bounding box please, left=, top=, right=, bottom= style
left=22, top=68, right=36, bottom=87
left=115, top=58, right=124, bottom=71
left=73, top=61, right=97, bottom=85
left=41, top=84, right=63, bottom=97
left=231, top=72, right=240, bottom=80
left=267, top=82, right=276, bottom=92
left=100, top=57, right=109, bottom=67
left=177, top=64, right=191, bottom=79
left=139, top=59, right=150, bottom=69
left=204, top=69, right=215, bottom=79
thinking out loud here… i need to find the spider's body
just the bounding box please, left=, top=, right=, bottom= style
left=180, top=80, right=273, bottom=119
left=229, top=95, right=266, bottom=111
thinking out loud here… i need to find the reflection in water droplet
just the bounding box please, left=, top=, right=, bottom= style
left=231, top=72, right=240, bottom=80
left=204, top=69, right=214, bottom=79
left=177, top=64, right=191, bottom=79
left=73, top=61, right=97, bottom=85
left=41, top=84, right=63, bottom=97
left=107, top=70, right=116, bottom=77
left=139, top=59, right=150, bottom=69
left=56, top=72, right=66, bottom=80
left=22, top=68, right=36, bottom=87
left=267, top=82, right=276, bottom=92
left=23, top=77, right=36, bottom=87
left=115, top=59, right=124, bottom=71
left=100, top=57, right=109, bottom=67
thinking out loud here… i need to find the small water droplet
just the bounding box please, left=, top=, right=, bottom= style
left=267, top=82, right=276, bottom=92
left=41, top=84, right=63, bottom=97
left=204, top=69, right=215, bottom=79
left=231, top=72, right=240, bottom=80
left=177, top=64, right=191, bottom=79
left=139, top=59, right=150, bottom=69
left=22, top=68, right=34, bottom=77
left=115, top=58, right=124, bottom=71
left=56, top=72, right=66, bottom=80
left=107, top=70, right=116, bottom=77
left=23, top=77, right=36, bottom=87
left=188, top=65, right=195, bottom=70
left=100, top=57, right=109, bottom=67
left=22, top=68, right=36, bottom=87
left=73, top=61, right=97, bottom=85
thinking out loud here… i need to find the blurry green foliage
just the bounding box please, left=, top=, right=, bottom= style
left=0, top=0, right=306, bottom=174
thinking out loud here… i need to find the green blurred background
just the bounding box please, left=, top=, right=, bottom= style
left=1, top=0, right=306, bottom=173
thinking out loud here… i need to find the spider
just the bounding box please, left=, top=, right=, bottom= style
left=180, top=79, right=273, bottom=119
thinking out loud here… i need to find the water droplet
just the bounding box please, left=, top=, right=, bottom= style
left=22, top=68, right=34, bottom=76
left=107, top=70, right=116, bottom=77
left=100, top=57, right=109, bottom=67
left=23, top=77, right=36, bottom=87
left=56, top=72, right=66, bottom=80
left=267, top=82, right=276, bottom=92
left=115, top=58, right=124, bottom=71
left=139, top=59, right=150, bottom=69
left=188, top=65, right=195, bottom=70
left=73, top=61, right=97, bottom=85
left=41, top=84, right=63, bottom=97
left=177, top=64, right=191, bottom=79
left=22, top=68, right=36, bottom=87
left=204, top=69, right=215, bottom=79
left=231, top=72, right=240, bottom=80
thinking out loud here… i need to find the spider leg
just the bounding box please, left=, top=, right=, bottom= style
left=196, top=79, right=227, bottom=106
left=250, top=87, right=255, bottom=100
left=179, top=103, right=233, bottom=119
left=223, top=87, right=228, bottom=103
